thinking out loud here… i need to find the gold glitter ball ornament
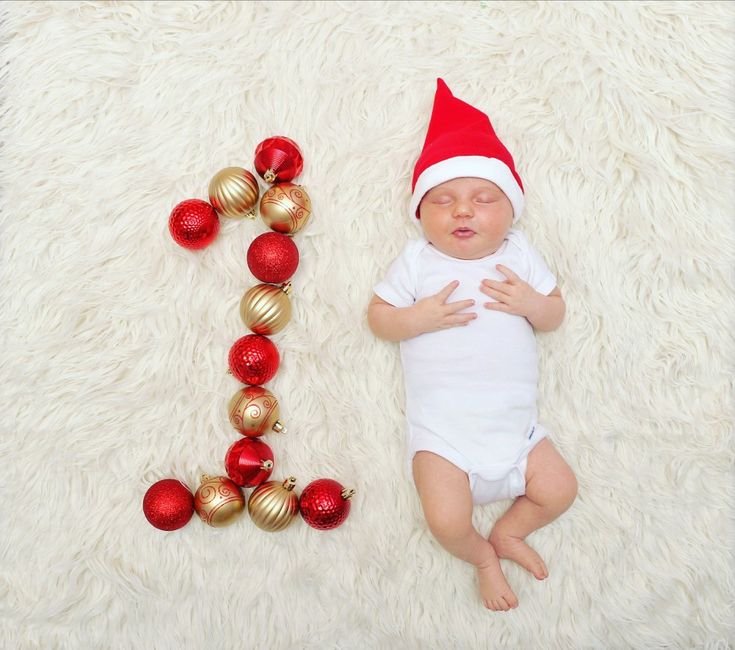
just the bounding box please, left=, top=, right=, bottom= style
left=193, top=474, right=245, bottom=527
left=247, top=476, right=300, bottom=532
left=240, top=282, right=292, bottom=335
left=228, top=385, right=287, bottom=437
left=208, top=167, right=259, bottom=220
left=259, top=182, right=312, bottom=234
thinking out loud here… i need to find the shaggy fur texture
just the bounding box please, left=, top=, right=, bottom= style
left=1, top=1, right=733, bottom=648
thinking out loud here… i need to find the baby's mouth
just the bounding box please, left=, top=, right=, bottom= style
left=453, top=227, right=475, bottom=238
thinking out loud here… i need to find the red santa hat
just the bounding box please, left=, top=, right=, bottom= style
left=410, top=78, right=524, bottom=224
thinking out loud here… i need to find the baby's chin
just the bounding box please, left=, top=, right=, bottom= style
left=427, top=239, right=503, bottom=260
left=422, top=228, right=507, bottom=260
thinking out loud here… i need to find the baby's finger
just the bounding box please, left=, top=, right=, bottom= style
left=447, top=312, right=477, bottom=327
left=481, top=279, right=511, bottom=296
left=481, top=285, right=515, bottom=302
left=445, top=298, right=476, bottom=313
left=435, top=280, right=459, bottom=302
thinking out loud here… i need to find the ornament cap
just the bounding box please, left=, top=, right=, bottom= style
left=264, top=169, right=276, bottom=183
left=273, top=421, right=286, bottom=434
left=342, top=488, right=356, bottom=500
left=262, top=459, right=274, bottom=470
left=280, top=281, right=292, bottom=296
left=283, top=476, right=297, bottom=491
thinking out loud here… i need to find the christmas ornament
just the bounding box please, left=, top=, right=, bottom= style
left=247, top=232, right=299, bottom=284
left=254, top=136, right=303, bottom=184
left=228, top=334, right=280, bottom=385
left=259, top=183, right=312, bottom=234
left=193, top=474, right=245, bottom=527
left=247, top=476, right=300, bottom=532
left=225, top=438, right=274, bottom=487
left=142, top=479, right=195, bottom=531
left=208, top=167, right=259, bottom=220
left=299, top=479, right=356, bottom=531
left=240, top=282, right=292, bottom=335
left=228, top=385, right=287, bottom=437
left=168, top=199, right=220, bottom=250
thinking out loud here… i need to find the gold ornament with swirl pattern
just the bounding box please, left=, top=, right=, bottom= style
left=208, top=167, right=259, bottom=219
left=259, top=182, right=312, bottom=234
left=228, top=385, right=287, bottom=437
left=240, top=282, right=292, bottom=335
left=247, top=476, right=299, bottom=532
left=193, top=474, right=245, bottom=527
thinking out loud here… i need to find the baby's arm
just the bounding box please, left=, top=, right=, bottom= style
left=367, top=280, right=476, bottom=342
left=526, top=285, right=565, bottom=332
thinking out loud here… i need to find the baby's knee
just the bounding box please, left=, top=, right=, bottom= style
left=554, top=469, right=578, bottom=510
left=423, top=504, right=473, bottom=544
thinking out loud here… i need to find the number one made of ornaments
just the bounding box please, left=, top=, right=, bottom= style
left=148, top=135, right=354, bottom=532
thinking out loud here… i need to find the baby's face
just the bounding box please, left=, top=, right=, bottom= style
left=418, top=177, right=514, bottom=260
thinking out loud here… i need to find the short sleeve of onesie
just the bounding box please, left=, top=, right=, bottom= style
left=514, top=230, right=558, bottom=296
left=372, top=239, right=422, bottom=308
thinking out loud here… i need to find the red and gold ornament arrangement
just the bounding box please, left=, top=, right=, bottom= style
left=146, top=136, right=355, bottom=533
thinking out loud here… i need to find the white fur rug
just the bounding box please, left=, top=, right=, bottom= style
left=2, top=1, right=734, bottom=648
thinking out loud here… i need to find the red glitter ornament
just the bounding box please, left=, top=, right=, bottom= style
left=299, top=478, right=356, bottom=531
left=225, top=437, right=275, bottom=487
left=228, top=334, right=280, bottom=385
left=142, top=479, right=195, bottom=531
left=254, top=136, right=304, bottom=184
left=247, top=232, right=299, bottom=284
left=168, top=199, right=220, bottom=250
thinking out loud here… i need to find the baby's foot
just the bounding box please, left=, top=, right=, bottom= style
left=489, top=531, right=548, bottom=580
left=476, top=547, right=519, bottom=612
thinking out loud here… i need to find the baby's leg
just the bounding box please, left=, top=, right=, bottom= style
left=489, top=438, right=578, bottom=579
left=412, top=450, right=518, bottom=612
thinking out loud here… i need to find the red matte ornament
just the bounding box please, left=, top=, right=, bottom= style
left=299, top=478, right=356, bottom=530
left=168, top=199, right=220, bottom=249
left=225, top=437, right=275, bottom=487
left=254, top=136, right=304, bottom=184
left=143, top=479, right=195, bottom=531
left=247, top=232, right=299, bottom=284
left=228, top=334, right=280, bottom=385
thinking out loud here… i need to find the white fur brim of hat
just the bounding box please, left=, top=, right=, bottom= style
left=409, top=155, right=525, bottom=225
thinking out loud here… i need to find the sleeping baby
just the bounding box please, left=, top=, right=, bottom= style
left=367, top=78, right=578, bottom=612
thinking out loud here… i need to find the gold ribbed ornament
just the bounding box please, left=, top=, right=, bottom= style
left=247, top=476, right=299, bottom=532
left=259, top=182, right=312, bottom=234
left=228, top=385, right=287, bottom=437
left=240, top=282, right=292, bottom=335
left=208, top=167, right=259, bottom=219
left=193, top=474, right=245, bottom=527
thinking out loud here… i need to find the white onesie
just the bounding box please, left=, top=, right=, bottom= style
left=373, top=228, right=558, bottom=504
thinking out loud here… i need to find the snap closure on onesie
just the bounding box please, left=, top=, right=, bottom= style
left=468, top=460, right=528, bottom=505
left=466, top=424, right=549, bottom=505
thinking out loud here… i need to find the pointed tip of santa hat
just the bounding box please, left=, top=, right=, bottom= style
left=410, top=78, right=525, bottom=224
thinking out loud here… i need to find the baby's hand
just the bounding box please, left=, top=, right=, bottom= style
left=412, top=280, right=477, bottom=334
left=480, top=265, right=540, bottom=318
